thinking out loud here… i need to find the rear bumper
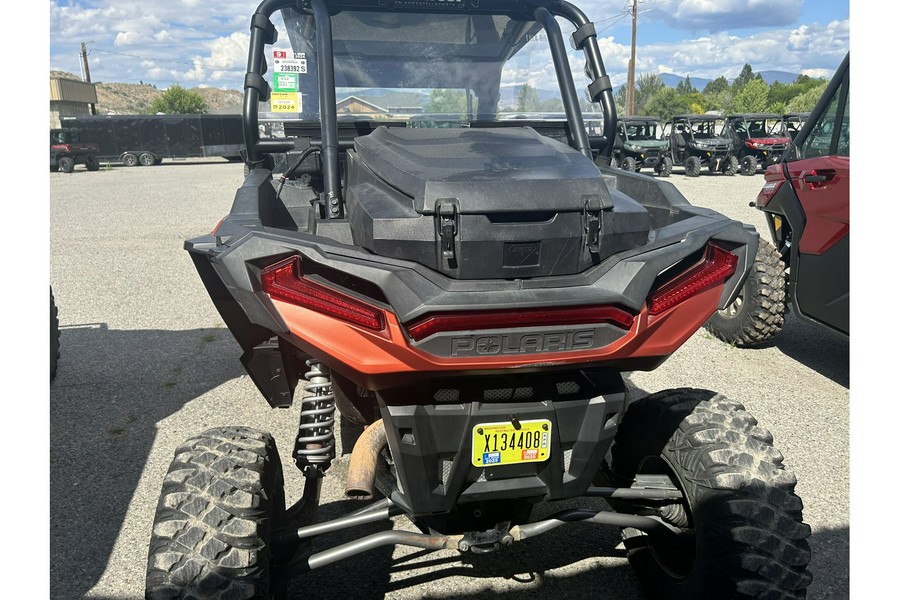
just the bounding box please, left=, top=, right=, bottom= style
left=377, top=368, right=626, bottom=516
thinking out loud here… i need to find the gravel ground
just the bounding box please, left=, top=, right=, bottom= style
left=49, top=159, right=849, bottom=599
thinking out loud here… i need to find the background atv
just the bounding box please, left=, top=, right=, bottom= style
left=145, top=2, right=812, bottom=599
left=705, top=54, right=849, bottom=347
left=782, top=112, right=811, bottom=141
left=611, top=116, right=672, bottom=176
left=666, top=114, right=738, bottom=176
left=50, top=128, right=100, bottom=173
left=723, top=113, right=792, bottom=175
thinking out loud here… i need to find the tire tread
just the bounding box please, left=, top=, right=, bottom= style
left=145, top=426, right=283, bottom=600
left=611, top=388, right=811, bottom=599
left=704, top=239, right=787, bottom=347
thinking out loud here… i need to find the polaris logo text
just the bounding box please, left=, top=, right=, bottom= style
left=449, top=330, right=595, bottom=356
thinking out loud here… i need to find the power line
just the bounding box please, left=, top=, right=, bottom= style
left=89, top=47, right=246, bottom=73
left=595, top=10, right=631, bottom=35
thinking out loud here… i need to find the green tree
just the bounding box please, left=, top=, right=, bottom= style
left=768, top=75, right=828, bottom=109
left=149, top=84, right=208, bottom=114
left=675, top=76, right=696, bottom=95
left=516, top=83, right=541, bottom=112
left=425, top=89, right=468, bottom=114
left=703, top=76, right=729, bottom=95
left=733, top=63, right=756, bottom=88
left=634, top=73, right=665, bottom=114
left=684, top=91, right=706, bottom=114
left=767, top=81, right=791, bottom=107
left=645, top=88, right=692, bottom=121
left=786, top=81, right=829, bottom=112
left=732, top=78, right=769, bottom=113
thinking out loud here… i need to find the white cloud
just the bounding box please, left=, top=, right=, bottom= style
left=114, top=31, right=141, bottom=47
left=182, top=32, right=249, bottom=83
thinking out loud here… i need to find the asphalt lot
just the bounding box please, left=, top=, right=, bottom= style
left=49, top=158, right=849, bottom=599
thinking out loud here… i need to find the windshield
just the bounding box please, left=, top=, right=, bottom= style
left=51, top=130, right=79, bottom=144
left=733, top=117, right=785, bottom=138
left=277, top=8, right=597, bottom=124
left=679, top=119, right=726, bottom=138
left=621, top=120, right=663, bottom=140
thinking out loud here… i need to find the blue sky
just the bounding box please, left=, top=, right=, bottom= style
left=48, top=0, right=849, bottom=91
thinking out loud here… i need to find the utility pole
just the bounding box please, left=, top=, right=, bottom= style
left=80, top=42, right=93, bottom=83
left=80, top=42, right=96, bottom=115
left=625, top=0, right=638, bottom=116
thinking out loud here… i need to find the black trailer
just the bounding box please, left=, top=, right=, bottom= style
left=58, top=114, right=245, bottom=166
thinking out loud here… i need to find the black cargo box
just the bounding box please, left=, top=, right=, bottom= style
left=345, top=127, right=650, bottom=279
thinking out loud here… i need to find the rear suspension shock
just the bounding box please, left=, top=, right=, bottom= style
left=293, top=359, right=336, bottom=473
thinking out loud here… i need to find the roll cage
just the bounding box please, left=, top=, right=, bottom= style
left=241, top=0, right=617, bottom=212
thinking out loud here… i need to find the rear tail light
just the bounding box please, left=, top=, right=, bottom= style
left=756, top=164, right=786, bottom=207
left=405, top=305, right=634, bottom=342
left=261, top=256, right=385, bottom=331
left=648, top=243, right=738, bottom=315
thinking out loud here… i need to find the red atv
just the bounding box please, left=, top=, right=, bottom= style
left=722, top=113, right=793, bottom=175
left=50, top=127, right=100, bottom=173
left=144, top=2, right=812, bottom=598
left=705, top=53, right=849, bottom=347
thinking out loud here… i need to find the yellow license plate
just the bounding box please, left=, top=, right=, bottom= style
left=472, top=419, right=551, bottom=466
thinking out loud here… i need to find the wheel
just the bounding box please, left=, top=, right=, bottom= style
left=723, top=156, right=739, bottom=176
left=58, top=156, right=75, bottom=173
left=145, top=426, right=286, bottom=599
left=740, top=155, right=758, bottom=176
left=656, top=156, right=673, bottom=177
left=50, top=288, right=60, bottom=381
left=704, top=239, right=787, bottom=347
left=139, top=152, right=156, bottom=166
left=84, top=155, right=100, bottom=171
left=621, top=156, right=637, bottom=172
left=122, top=153, right=138, bottom=167
left=609, top=388, right=811, bottom=600
left=684, top=156, right=701, bottom=177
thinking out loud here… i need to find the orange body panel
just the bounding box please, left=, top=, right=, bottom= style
left=270, top=282, right=722, bottom=381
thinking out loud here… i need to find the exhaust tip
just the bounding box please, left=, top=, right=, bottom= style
left=345, top=488, right=374, bottom=501
left=344, top=419, right=387, bottom=501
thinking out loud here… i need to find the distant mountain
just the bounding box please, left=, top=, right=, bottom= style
left=658, top=73, right=712, bottom=90
left=756, top=70, right=804, bottom=85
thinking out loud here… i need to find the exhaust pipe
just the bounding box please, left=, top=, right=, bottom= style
left=344, top=419, right=387, bottom=500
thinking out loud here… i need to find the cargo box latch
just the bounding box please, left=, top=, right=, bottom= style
left=583, top=194, right=612, bottom=255
left=436, top=201, right=459, bottom=264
